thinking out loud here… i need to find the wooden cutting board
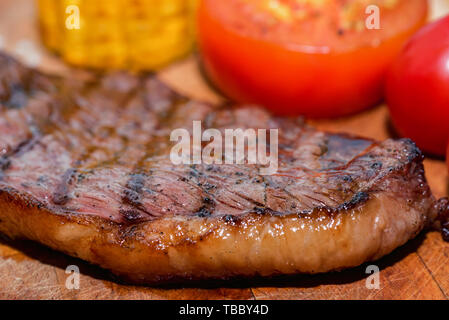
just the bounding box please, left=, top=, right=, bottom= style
left=0, top=0, right=448, bottom=300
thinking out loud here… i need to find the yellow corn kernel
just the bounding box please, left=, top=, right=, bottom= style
left=37, top=0, right=198, bottom=70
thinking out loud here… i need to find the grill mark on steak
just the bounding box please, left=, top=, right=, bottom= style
left=182, top=163, right=264, bottom=214
left=119, top=208, right=146, bottom=222
left=13, top=134, right=41, bottom=157
left=0, top=133, right=42, bottom=178
left=119, top=86, right=191, bottom=210
left=180, top=166, right=218, bottom=217
left=0, top=157, right=10, bottom=171
left=119, top=97, right=217, bottom=219
left=123, top=173, right=146, bottom=207
left=120, top=172, right=154, bottom=222
left=52, top=168, right=77, bottom=205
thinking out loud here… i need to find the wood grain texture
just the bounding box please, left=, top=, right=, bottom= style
left=0, top=0, right=448, bottom=300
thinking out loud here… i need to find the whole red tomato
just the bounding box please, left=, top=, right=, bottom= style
left=386, top=15, right=449, bottom=156
left=198, top=0, right=428, bottom=118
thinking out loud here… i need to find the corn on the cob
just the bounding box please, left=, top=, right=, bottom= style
left=37, top=0, right=198, bottom=70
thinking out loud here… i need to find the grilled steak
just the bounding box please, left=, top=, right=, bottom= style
left=0, top=52, right=447, bottom=284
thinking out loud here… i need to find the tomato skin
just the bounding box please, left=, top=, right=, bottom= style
left=386, top=15, right=449, bottom=157
left=198, top=0, right=428, bottom=118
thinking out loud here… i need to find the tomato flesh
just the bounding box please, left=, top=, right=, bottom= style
left=386, top=15, right=449, bottom=156
left=198, top=0, right=428, bottom=118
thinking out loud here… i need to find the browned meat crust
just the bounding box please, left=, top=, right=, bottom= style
left=0, top=52, right=446, bottom=284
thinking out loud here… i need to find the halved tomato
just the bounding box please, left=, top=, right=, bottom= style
left=198, top=0, right=428, bottom=118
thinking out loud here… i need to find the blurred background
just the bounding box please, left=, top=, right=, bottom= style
left=0, top=0, right=447, bottom=74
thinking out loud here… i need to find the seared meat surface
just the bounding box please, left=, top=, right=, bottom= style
left=0, top=53, right=446, bottom=283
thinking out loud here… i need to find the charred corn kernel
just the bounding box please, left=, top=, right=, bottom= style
left=37, top=0, right=198, bottom=70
